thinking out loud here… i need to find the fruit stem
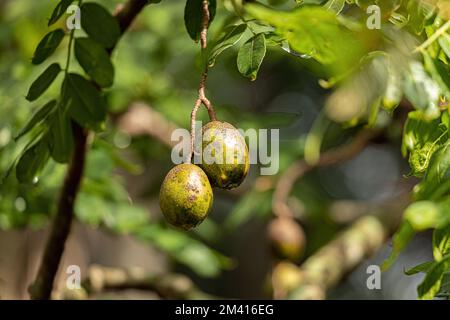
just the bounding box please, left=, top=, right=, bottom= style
left=188, top=0, right=217, bottom=163
left=188, top=99, right=202, bottom=164
left=198, top=71, right=217, bottom=121
left=197, top=0, right=216, bottom=121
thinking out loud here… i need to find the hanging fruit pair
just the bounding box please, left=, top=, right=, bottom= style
left=159, top=0, right=249, bottom=230
left=159, top=121, right=249, bottom=230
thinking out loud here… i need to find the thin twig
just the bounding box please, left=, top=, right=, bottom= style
left=413, top=19, right=450, bottom=53
left=188, top=0, right=217, bottom=163
left=199, top=0, right=210, bottom=50
left=272, top=129, right=380, bottom=218
left=29, top=0, right=149, bottom=300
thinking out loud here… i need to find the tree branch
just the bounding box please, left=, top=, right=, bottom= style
left=270, top=128, right=409, bottom=298
left=60, top=265, right=215, bottom=300
left=29, top=0, right=150, bottom=300
left=272, top=195, right=409, bottom=300
left=29, top=123, right=87, bottom=300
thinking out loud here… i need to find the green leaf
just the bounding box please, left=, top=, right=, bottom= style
left=80, top=3, right=120, bottom=48
left=237, top=33, right=266, bottom=80
left=442, top=110, right=450, bottom=131
left=135, top=224, right=232, bottom=278
left=26, top=63, right=61, bottom=101
left=406, top=0, right=434, bottom=35
left=408, top=141, right=440, bottom=177
left=423, top=52, right=450, bottom=98
left=418, top=254, right=450, bottom=299
left=404, top=201, right=448, bottom=231
left=324, top=0, right=346, bottom=14
left=184, top=0, right=216, bottom=42
left=208, top=23, right=247, bottom=67
left=48, top=0, right=74, bottom=26
left=356, top=0, right=402, bottom=16
left=433, top=224, right=450, bottom=261
left=415, top=143, right=450, bottom=200
left=14, top=100, right=57, bottom=141
left=367, top=97, right=381, bottom=127
left=403, top=61, right=440, bottom=119
left=382, top=221, right=414, bottom=270
left=437, top=272, right=450, bottom=297
left=246, top=20, right=275, bottom=35
left=438, top=32, right=450, bottom=59
left=382, top=58, right=403, bottom=111
left=402, top=111, right=441, bottom=156
left=32, top=29, right=65, bottom=65
left=74, top=37, right=114, bottom=88
left=404, top=261, right=435, bottom=275
left=15, top=137, right=49, bottom=183
left=265, top=32, right=284, bottom=46
left=389, top=12, right=408, bottom=28
left=63, top=73, right=107, bottom=129
left=384, top=200, right=450, bottom=271
left=246, top=4, right=364, bottom=72
left=47, top=106, right=74, bottom=163
left=401, top=111, right=445, bottom=176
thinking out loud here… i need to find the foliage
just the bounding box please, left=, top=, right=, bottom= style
left=0, top=0, right=231, bottom=279
left=216, top=0, right=450, bottom=299
left=2, top=0, right=450, bottom=300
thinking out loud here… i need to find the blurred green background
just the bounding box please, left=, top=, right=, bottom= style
left=0, top=0, right=431, bottom=299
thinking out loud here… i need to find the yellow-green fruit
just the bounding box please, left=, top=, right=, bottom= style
left=200, top=121, right=249, bottom=189
left=159, top=164, right=213, bottom=230
left=268, top=217, right=305, bottom=262
left=272, top=261, right=304, bottom=295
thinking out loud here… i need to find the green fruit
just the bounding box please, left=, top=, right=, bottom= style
left=268, top=216, right=305, bottom=262
left=272, top=261, right=303, bottom=296
left=159, top=163, right=213, bottom=230
left=200, top=121, right=249, bottom=189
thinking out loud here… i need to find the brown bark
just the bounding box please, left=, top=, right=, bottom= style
left=29, top=0, right=150, bottom=300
